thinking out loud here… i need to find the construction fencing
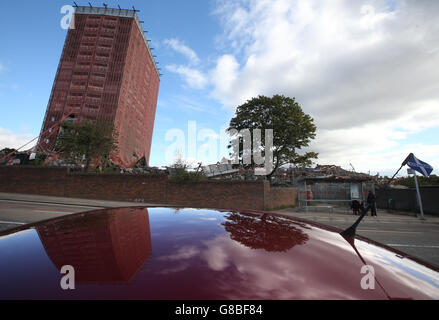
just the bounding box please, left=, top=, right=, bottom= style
left=297, top=180, right=375, bottom=213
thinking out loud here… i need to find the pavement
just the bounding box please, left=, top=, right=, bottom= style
left=0, top=192, right=151, bottom=231
left=0, top=192, right=438, bottom=268
left=275, top=207, right=439, bottom=268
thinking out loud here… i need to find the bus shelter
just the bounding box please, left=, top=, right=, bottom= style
left=297, top=176, right=375, bottom=213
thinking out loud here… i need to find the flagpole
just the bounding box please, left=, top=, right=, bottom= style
left=388, top=153, right=412, bottom=185
left=413, top=170, right=425, bottom=220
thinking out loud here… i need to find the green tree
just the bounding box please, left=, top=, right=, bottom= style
left=55, top=119, right=118, bottom=172
left=227, top=94, right=318, bottom=179
left=168, top=152, right=206, bottom=182
left=396, top=174, right=439, bottom=187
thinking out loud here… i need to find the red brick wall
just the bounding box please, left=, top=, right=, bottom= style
left=166, top=180, right=266, bottom=210
left=0, top=166, right=68, bottom=197
left=65, top=173, right=167, bottom=203
left=265, top=187, right=298, bottom=210
left=0, top=167, right=297, bottom=211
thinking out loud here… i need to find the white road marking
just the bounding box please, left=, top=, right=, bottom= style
left=386, top=244, right=439, bottom=249
left=307, top=217, right=435, bottom=225
left=0, top=199, right=101, bottom=209
left=358, top=229, right=424, bottom=233
left=0, top=220, right=25, bottom=225
left=33, top=210, right=76, bottom=214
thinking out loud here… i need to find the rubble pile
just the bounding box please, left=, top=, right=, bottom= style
left=198, top=162, right=262, bottom=181
left=107, top=157, right=167, bottom=175
left=309, top=165, right=376, bottom=181
left=1, top=147, right=379, bottom=182
left=118, top=166, right=167, bottom=175
left=0, top=149, right=168, bottom=175
left=0, top=149, right=47, bottom=166
left=198, top=161, right=378, bottom=185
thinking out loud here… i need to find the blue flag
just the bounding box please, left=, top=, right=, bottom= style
left=407, top=154, right=433, bottom=177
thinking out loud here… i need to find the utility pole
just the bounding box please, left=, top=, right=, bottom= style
left=408, top=168, right=425, bottom=220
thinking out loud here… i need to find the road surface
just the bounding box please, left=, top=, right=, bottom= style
left=277, top=208, right=439, bottom=268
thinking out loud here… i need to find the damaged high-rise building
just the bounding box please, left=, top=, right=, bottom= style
left=39, top=5, right=160, bottom=167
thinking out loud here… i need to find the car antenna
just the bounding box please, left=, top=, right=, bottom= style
left=341, top=226, right=392, bottom=299
left=340, top=206, right=368, bottom=238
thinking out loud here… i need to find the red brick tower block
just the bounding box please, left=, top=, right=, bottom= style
left=39, top=6, right=160, bottom=167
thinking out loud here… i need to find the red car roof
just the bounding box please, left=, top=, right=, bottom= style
left=0, top=207, right=438, bottom=299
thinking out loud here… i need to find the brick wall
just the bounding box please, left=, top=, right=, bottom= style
left=166, top=180, right=266, bottom=210
left=265, top=187, right=298, bottom=210
left=65, top=173, right=167, bottom=203
left=0, top=166, right=298, bottom=211
left=0, top=166, right=68, bottom=197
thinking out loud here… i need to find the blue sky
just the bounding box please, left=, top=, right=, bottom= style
left=1, top=0, right=438, bottom=177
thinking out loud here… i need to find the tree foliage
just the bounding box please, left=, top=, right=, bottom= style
left=168, top=154, right=206, bottom=182
left=227, top=94, right=318, bottom=178
left=395, top=174, right=439, bottom=187
left=55, top=119, right=118, bottom=172
left=222, top=212, right=310, bottom=252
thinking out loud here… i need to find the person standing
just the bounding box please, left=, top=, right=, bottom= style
left=351, top=200, right=361, bottom=215
left=367, top=190, right=377, bottom=216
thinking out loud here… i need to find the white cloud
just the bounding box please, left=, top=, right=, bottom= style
left=313, top=131, right=439, bottom=177
left=211, top=0, right=439, bottom=174
left=158, top=246, right=200, bottom=261
left=164, top=39, right=207, bottom=89
left=0, top=127, right=35, bottom=150
left=164, top=38, right=200, bottom=65
left=166, top=64, right=208, bottom=89
left=211, top=55, right=240, bottom=106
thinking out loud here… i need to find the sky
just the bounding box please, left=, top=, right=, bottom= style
left=0, top=0, right=438, bottom=177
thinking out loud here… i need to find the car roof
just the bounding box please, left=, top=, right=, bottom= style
left=0, top=207, right=438, bottom=299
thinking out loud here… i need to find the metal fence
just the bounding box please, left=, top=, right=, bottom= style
left=297, top=180, right=375, bottom=213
